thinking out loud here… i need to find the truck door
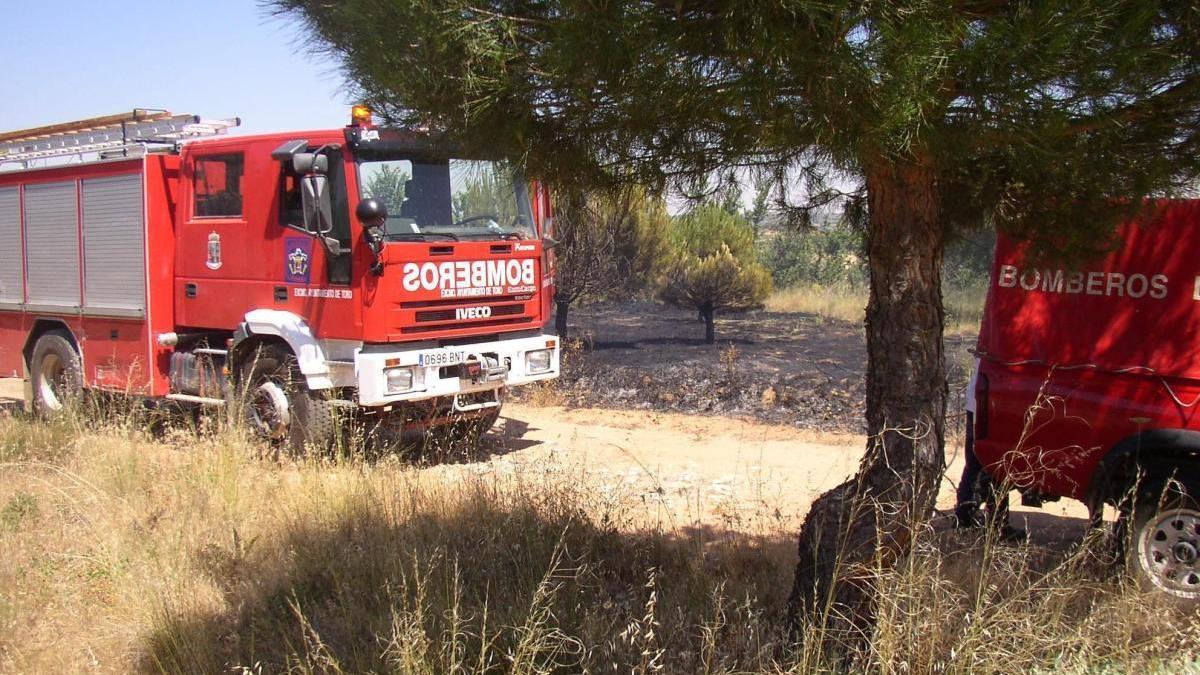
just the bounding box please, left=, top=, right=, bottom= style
left=175, top=151, right=252, bottom=329
left=272, top=146, right=360, bottom=340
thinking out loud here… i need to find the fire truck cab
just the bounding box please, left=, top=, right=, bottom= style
left=0, top=109, right=560, bottom=452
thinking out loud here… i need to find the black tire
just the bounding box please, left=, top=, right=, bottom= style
left=29, top=331, right=83, bottom=416
left=238, top=344, right=335, bottom=457
left=1126, top=479, right=1200, bottom=603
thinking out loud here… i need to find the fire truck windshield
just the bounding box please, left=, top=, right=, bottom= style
left=357, top=158, right=535, bottom=241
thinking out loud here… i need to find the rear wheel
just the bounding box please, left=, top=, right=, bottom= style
left=1128, top=481, right=1200, bottom=603
left=30, top=331, right=83, bottom=416
left=239, top=344, right=335, bottom=457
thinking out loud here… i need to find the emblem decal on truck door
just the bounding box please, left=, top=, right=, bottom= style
left=206, top=232, right=222, bottom=270
left=284, top=237, right=313, bottom=284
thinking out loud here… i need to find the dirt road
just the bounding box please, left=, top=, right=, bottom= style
left=0, top=377, right=1089, bottom=542
left=483, top=404, right=1089, bottom=538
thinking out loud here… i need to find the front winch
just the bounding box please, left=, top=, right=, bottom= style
left=458, top=354, right=509, bottom=385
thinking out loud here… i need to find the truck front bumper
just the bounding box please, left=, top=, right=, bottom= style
left=354, top=333, right=560, bottom=407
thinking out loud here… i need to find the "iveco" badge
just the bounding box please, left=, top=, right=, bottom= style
left=455, top=306, right=493, bottom=320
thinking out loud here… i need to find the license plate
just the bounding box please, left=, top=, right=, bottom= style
left=418, top=350, right=465, bottom=367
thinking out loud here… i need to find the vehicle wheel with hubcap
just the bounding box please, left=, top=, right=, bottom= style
left=30, top=331, right=83, bottom=416
left=1129, top=482, right=1200, bottom=603
left=239, top=344, right=334, bottom=457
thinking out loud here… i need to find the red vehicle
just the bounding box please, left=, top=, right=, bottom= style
left=0, top=108, right=560, bottom=451
left=975, top=200, right=1200, bottom=599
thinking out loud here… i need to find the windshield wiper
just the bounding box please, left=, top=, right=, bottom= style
left=389, top=232, right=460, bottom=242
left=454, top=230, right=527, bottom=241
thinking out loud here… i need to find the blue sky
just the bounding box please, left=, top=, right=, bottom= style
left=0, top=1, right=351, bottom=135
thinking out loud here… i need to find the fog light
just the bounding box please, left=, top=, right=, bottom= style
left=526, top=349, right=552, bottom=374
left=385, top=367, right=415, bottom=394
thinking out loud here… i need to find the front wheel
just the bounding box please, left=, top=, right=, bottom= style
left=1129, top=481, right=1200, bottom=603
left=238, top=344, right=335, bottom=457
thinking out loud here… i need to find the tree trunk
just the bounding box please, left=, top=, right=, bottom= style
left=555, top=300, right=571, bottom=339
left=701, top=304, right=715, bottom=344
left=787, top=160, right=947, bottom=651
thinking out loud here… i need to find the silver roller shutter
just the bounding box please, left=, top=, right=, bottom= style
left=82, top=174, right=145, bottom=316
left=0, top=187, right=21, bottom=306
left=23, top=181, right=80, bottom=309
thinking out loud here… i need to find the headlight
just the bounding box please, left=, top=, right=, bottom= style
left=526, top=349, right=552, bottom=374
left=385, top=367, right=415, bottom=394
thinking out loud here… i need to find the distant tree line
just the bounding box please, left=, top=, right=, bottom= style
left=761, top=219, right=995, bottom=291
left=552, top=190, right=771, bottom=343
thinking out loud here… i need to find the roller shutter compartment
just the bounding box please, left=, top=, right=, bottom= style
left=0, top=187, right=21, bottom=306
left=23, top=181, right=80, bottom=310
left=82, top=174, right=145, bottom=316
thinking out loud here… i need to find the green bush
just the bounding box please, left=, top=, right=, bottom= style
left=658, top=206, right=772, bottom=343
left=760, top=224, right=868, bottom=289
left=762, top=223, right=994, bottom=296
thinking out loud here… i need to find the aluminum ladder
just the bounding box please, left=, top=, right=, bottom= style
left=0, top=109, right=240, bottom=169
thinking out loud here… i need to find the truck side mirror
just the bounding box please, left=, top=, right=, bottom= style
left=301, top=174, right=333, bottom=235
left=292, top=152, right=328, bottom=176
left=301, top=172, right=340, bottom=257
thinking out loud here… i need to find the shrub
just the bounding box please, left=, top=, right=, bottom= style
left=552, top=187, right=672, bottom=338
left=762, top=224, right=867, bottom=289
left=658, top=206, right=772, bottom=343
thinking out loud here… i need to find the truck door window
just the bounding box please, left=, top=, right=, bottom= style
left=193, top=154, right=245, bottom=218
left=279, top=149, right=351, bottom=248
left=278, top=148, right=352, bottom=286
left=279, top=168, right=305, bottom=229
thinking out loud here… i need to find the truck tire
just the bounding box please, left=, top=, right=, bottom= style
left=30, top=331, right=83, bottom=416
left=239, top=344, right=334, bottom=457
left=1128, top=480, right=1200, bottom=603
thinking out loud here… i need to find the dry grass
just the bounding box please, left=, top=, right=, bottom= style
left=766, top=283, right=987, bottom=335
left=0, top=401, right=1198, bottom=674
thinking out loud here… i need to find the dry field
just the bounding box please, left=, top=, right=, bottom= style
left=2, top=377, right=1197, bottom=673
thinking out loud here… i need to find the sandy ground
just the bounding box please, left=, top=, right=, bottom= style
left=0, top=377, right=1091, bottom=546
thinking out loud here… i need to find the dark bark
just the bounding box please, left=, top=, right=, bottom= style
left=555, top=300, right=571, bottom=339
left=787, top=160, right=948, bottom=649
left=701, top=303, right=715, bottom=344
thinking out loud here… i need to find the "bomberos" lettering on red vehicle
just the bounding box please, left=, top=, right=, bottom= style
left=996, top=265, right=1168, bottom=299
left=401, top=259, right=538, bottom=298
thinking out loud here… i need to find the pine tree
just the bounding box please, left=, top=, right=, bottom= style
left=270, top=0, right=1200, bottom=640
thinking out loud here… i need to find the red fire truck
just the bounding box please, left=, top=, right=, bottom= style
left=0, top=108, right=560, bottom=451
left=975, top=201, right=1200, bottom=600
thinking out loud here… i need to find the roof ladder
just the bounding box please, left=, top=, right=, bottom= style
left=0, top=109, right=241, bottom=168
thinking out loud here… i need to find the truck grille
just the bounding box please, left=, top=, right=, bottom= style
left=398, top=294, right=536, bottom=334
left=414, top=303, right=525, bottom=323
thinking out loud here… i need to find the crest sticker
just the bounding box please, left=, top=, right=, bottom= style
left=284, top=237, right=313, bottom=284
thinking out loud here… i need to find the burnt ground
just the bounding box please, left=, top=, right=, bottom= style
left=512, top=301, right=978, bottom=434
